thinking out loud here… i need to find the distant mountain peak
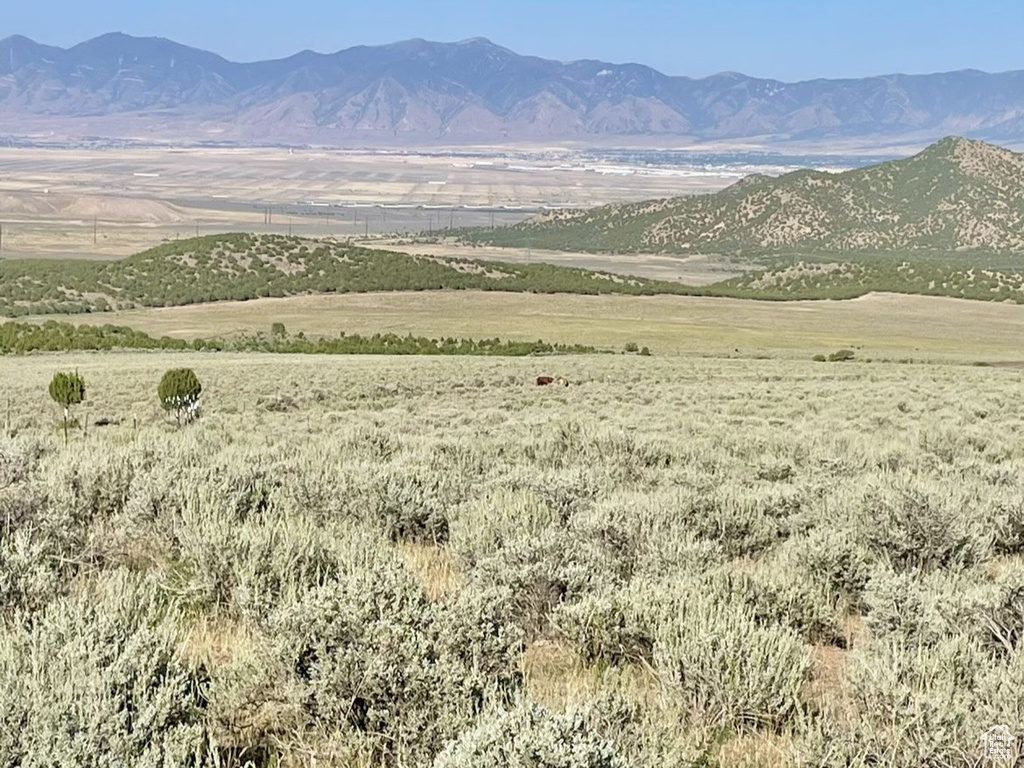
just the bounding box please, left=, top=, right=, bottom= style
left=928, top=135, right=981, bottom=149
left=0, top=34, right=36, bottom=45
left=0, top=33, right=1021, bottom=144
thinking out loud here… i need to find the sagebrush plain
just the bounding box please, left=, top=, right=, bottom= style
left=2, top=351, right=1023, bottom=766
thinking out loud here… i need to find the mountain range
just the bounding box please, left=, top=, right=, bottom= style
left=0, top=33, right=1022, bottom=145
left=462, top=137, right=1024, bottom=254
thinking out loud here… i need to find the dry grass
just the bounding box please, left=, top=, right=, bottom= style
left=522, top=638, right=665, bottom=715
left=716, top=731, right=796, bottom=768
left=396, top=543, right=461, bottom=601
left=804, top=614, right=865, bottom=724
left=805, top=644, right=855, bottom=721
left=522, top=640, right=596, bottom=710
left=180, top=614, right=256, bottom=669
left=27, top=289, right=1024, bottom=361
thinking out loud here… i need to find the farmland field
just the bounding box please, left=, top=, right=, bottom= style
left=2, top=350, right=1023, bottom=766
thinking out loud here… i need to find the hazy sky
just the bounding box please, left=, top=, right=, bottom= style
left=5, top=0, right=1022, bottom=81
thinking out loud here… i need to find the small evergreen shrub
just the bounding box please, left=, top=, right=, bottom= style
left=158, top=368, right=203, bottom=425
left=48, top=370, right=86, bottom=444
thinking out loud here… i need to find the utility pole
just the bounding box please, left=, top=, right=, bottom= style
left=195, top=220, right=200, bottom=238
left=93, top=217, right=97, bottom=245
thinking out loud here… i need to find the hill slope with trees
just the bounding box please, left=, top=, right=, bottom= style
left=459, top=138, right=1024, bottom=256
left=0, top=234, right=701, bottom=317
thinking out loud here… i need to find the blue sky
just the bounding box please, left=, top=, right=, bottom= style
left=5, top=0, right=1022, bottom=81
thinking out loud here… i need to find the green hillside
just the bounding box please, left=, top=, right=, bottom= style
left=5, top=224, right=1024, bottom=317
left=457, top=137, right=1024, bottom=255
left=0, top=233, right=705, bottom=317
left=715, top=255, right=1024, bottom=302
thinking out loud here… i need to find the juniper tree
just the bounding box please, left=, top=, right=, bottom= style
left=48, top=371, right=86, bottom=445
left=158, top=368, right=202, bottom=426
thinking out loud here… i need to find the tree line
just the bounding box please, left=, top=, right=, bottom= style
left=0, top=320, right=601, bottom=357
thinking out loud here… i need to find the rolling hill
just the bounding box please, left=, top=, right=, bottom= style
left=0, top=33, right=1022, bottom=143
left=3, top=229, right=1024, bottom=314
left=0, top=233, right=703, bottom=317
left=460, top=137, right=1024, bottom=255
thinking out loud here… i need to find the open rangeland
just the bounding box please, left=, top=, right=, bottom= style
left=29, top=290, right=1024, bottom=362
left=1, top=350, right=1023, bottom=766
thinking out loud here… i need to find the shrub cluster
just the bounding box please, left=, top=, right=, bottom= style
left=0, top=320, right=600, bottom=357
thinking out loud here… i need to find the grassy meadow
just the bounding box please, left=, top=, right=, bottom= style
left=2, top=350, right=1024, bottom=766
left=25, top=290, right=1024, bottom=362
